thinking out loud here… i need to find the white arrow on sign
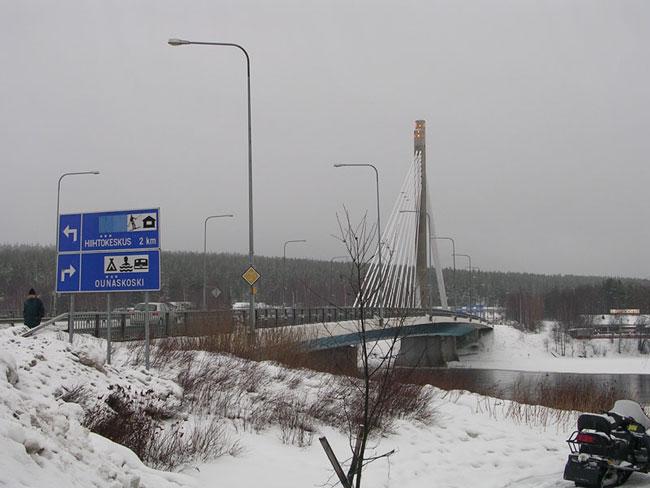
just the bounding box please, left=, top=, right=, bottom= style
left=63, top=225, right=78, bottom=242
left=60, top=264, right=76, bottom=281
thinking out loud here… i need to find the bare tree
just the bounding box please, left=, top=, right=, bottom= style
left=320, top=210, right=427, bottom=488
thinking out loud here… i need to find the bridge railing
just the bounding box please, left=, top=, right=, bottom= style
left=14, top=306, right=488, bottom=340
left=67, top=310, right=234, bottom=341
left=238, top=307, right=457, bottom=328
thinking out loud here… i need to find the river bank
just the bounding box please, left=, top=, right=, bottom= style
left=450, top=321, right=650, bottom=375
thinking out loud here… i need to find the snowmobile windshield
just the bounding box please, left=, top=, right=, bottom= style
left=611, top=400, right=650, bottom=430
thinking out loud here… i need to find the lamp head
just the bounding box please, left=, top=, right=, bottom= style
left=92, top=170, right=100, bottom=175
left=168, top=38, right=191, bottom=46
left=333, top=163, right=342, bottom=167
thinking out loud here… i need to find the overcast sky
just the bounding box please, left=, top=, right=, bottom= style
left=2, top=1, right=649, bottom=279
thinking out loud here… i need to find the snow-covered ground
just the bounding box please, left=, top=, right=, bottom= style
left=1, top=323, right=650, bottom=488
left=452, top=321, right=650, bottom=374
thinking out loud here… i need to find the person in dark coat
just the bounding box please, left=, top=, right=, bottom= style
left=23, top=288, right=45, bottom=328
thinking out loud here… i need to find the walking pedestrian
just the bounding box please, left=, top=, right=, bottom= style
left=23, top=288, right=45, bottom=329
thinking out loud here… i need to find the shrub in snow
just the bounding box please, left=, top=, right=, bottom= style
left=84, top=383, right=240, bottom=470
left=56, top=382, right=92, bottom=406
left=271, top=395, right=316, bottom=447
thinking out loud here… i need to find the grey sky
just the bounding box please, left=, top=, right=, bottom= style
left=2, top=1, right=649, bottom=279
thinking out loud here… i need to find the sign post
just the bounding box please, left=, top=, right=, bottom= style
left=242, top=266, right=261, bottom=334
left=56, top=208, right=161, bottom=365
left=106, top=293, right=112, bottom=364
left=68, top=295, right=75, bottom=344
left=144, top=291, right=150, bottom=370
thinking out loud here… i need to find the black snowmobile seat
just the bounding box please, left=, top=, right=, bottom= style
left=577, top=414, right=614, bottom=435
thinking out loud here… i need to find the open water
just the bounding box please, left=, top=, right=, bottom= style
left=430, top=368, right=650, bottom=404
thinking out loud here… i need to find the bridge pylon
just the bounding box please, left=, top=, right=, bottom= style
left=354, top=120, right=448, bottom=311
left=414, top=120, right=448, bottom=310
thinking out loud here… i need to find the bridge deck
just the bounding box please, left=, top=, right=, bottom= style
left=290, top=315, right=491, bottom=351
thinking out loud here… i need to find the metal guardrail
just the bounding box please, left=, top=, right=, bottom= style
left=0, top=310, right=22, bottom=320
left=22, top=313, right=69, bottom=337
left=64, top=311, right=234, bottom=341
left=568, top=326, right=650, bottom=340
left=1, top=315, right=60, bottom=326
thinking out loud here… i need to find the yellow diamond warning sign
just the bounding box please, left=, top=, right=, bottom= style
left=242, top=266, right=261, bottom=286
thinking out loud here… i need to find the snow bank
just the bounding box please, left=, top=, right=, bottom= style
left=0, top=327, right=196, bottom=488
left=0, top=349, right=18, bottom=385
left=71, top=341, right=106, bottom=371
left=2, top=323, right=646, bottom=488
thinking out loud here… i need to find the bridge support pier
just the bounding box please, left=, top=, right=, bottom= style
left=456, top=329, right=479, bottom=349
left=396, top=335, right=459, bottom=368
left=308, top=345, right=358, bottom=375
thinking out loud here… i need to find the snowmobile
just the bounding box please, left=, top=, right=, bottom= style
left=564, top=399, right=650, bottom=487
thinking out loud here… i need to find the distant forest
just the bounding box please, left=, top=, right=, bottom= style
left=1, top=244, right=649, bottom=323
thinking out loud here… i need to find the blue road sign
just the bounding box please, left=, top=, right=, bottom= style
left=56, top=254, right=81, bottom=292
left=80, top=250, right=160, bottom=292
left=57, top=250, right=160, bottom=293
left=58, top=214, right=82, bottom=253
left=56, top=208, right=161, bottom=293
left=81, top=208, right=159, bottom=251
left=59, top=209, right=160, bottom=253
left=57, top=250, right=161, bottom=293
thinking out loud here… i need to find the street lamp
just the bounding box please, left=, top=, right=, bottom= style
left=468, top=266, right=481, bottom=316
left=56, top=170, right=101, bottom=252
left=56, top=170, right=100, bottom=338
left=203, top=214, right=234, bottom=311
left=283, top=239, right=307, bottom=308
left=330, top=256, right=348, bottom=307
left=399, top=210, right=435, bottom=312
left=333, top=163, right=383, bottom=324
left=453, top=253, right=472, bottom=310
left=432, top=236, right=456, bottom=308
left=168, top=37, right=256, bottom=333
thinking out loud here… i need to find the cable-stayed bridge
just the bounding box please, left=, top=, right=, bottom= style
left=311, top=120, right=492, bottom=368
left=22, top=121, right=491, bottom=368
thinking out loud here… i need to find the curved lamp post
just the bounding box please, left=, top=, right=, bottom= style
left=56, top=170, right=100, bottom=339
left=203, top=214, right=234, bottom=311
left=56, top=170, right=101, bottom=252
left=283, top=239, right=307, bottom=307
left=333, top=163, right=383, bottom=325
left=330, top=256, right=348, bottom=307
left=453, top=253, right=472, bottom=310
left=433, top=236, right=456, bottom=308
left=168, top=37, right=256, bottom=333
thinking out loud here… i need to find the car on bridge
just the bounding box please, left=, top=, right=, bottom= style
left=232, top=301, right=269, bottom=310
left=130, top=302, right=175, bottom=326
